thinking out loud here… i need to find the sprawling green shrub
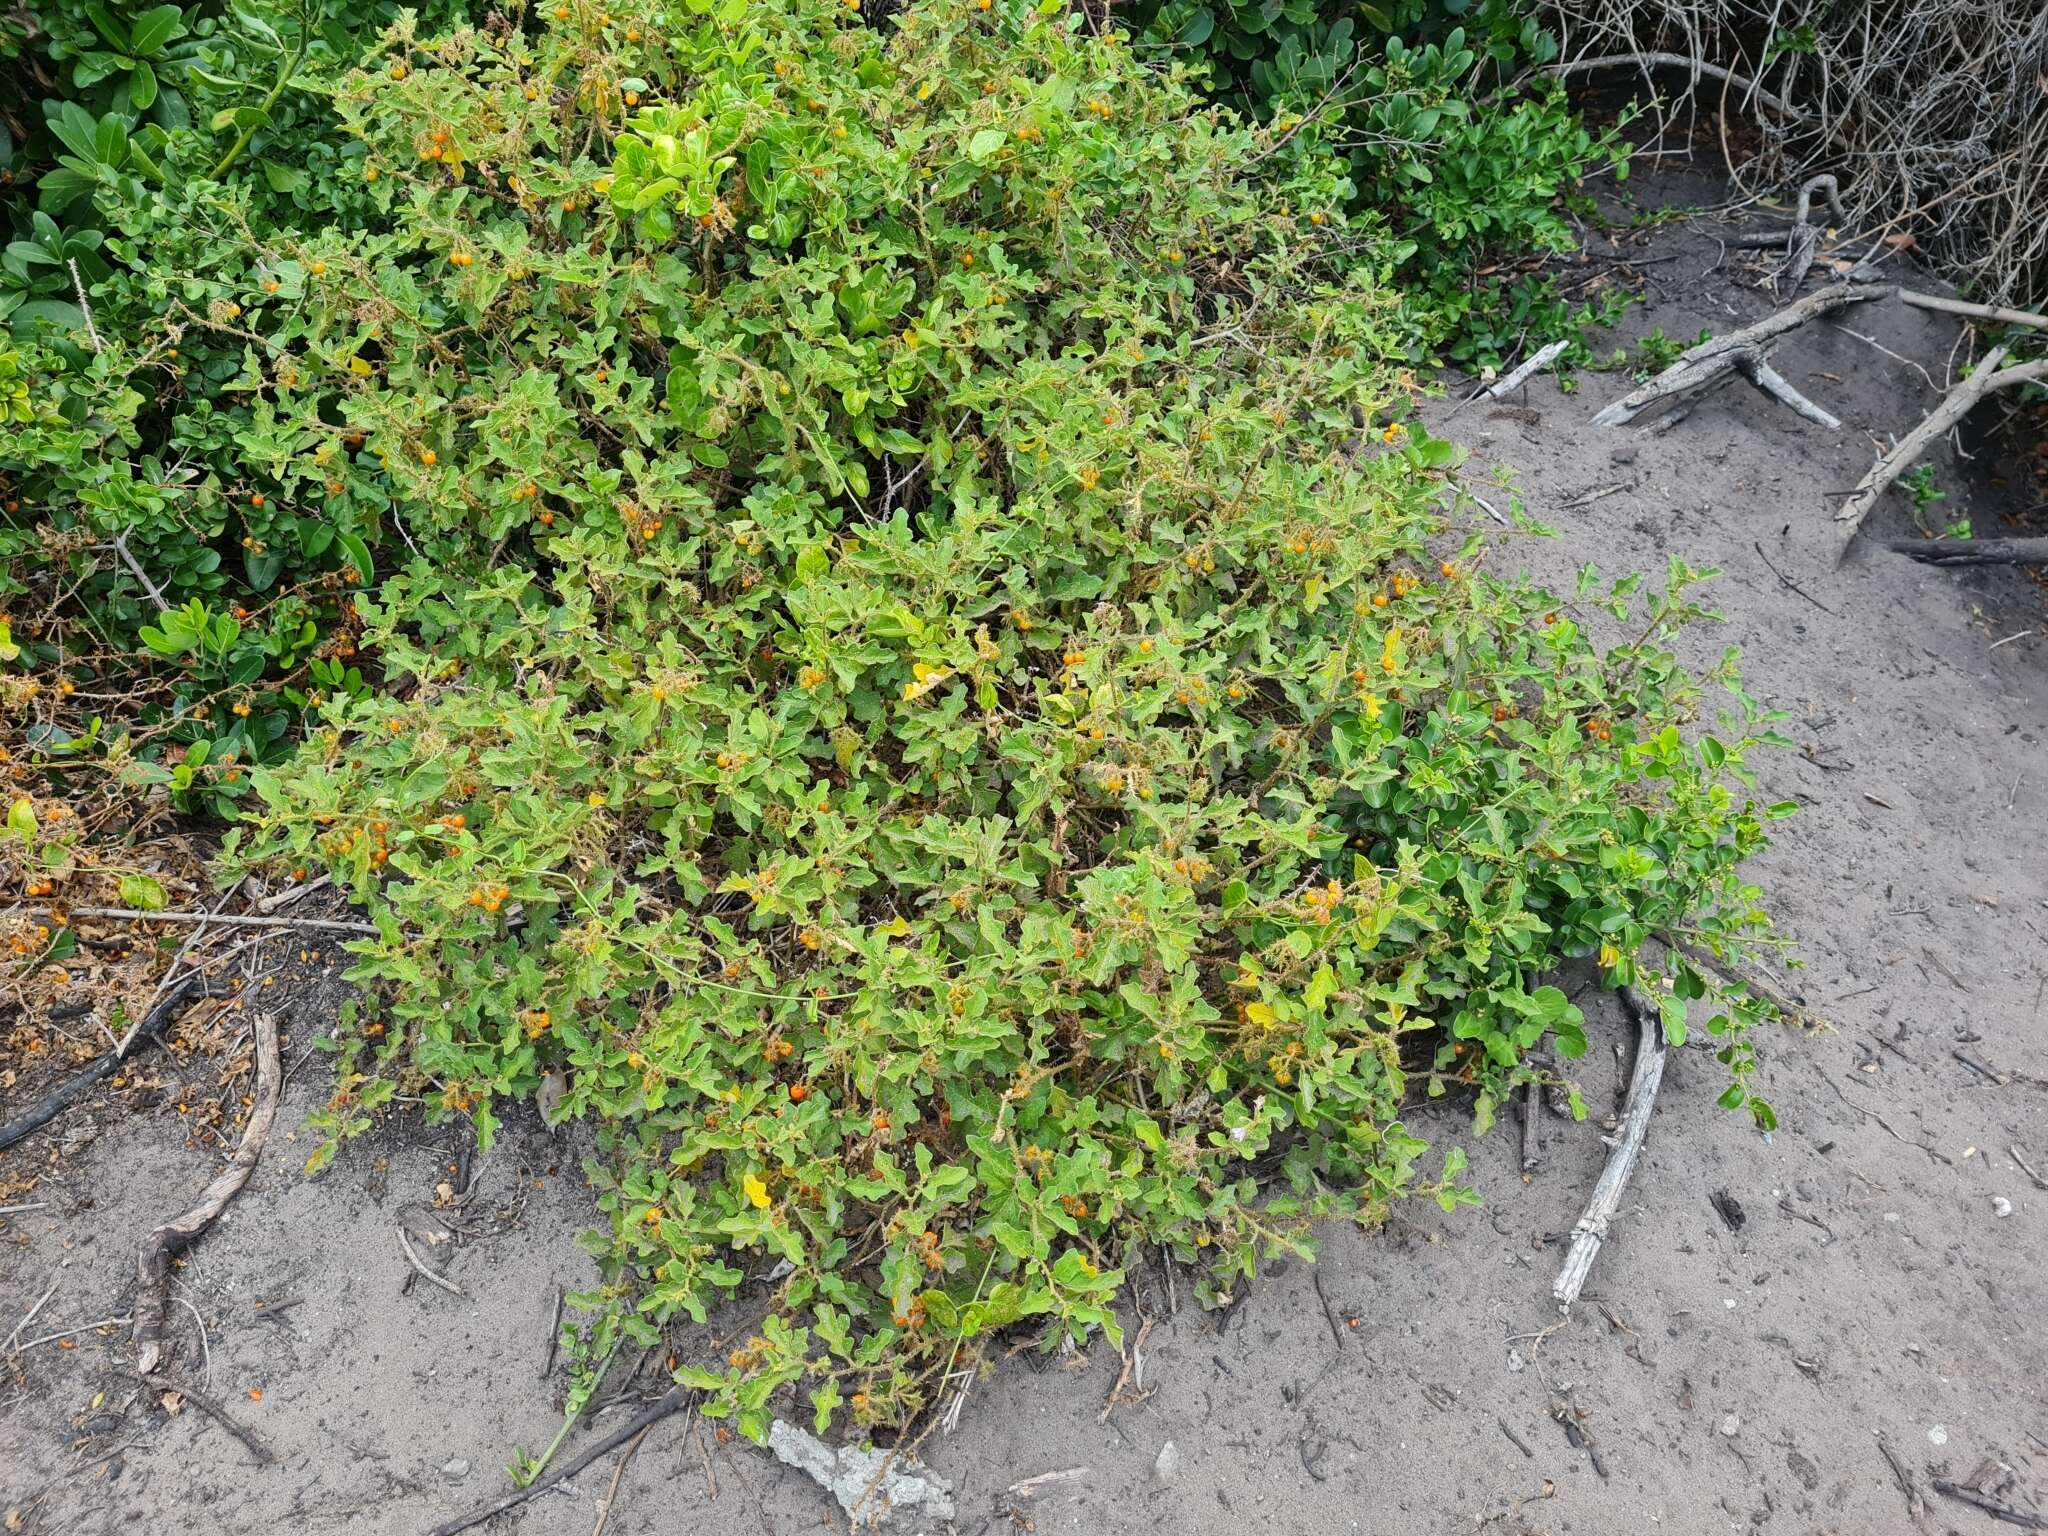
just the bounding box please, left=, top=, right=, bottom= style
left=103, top=0, right=1792, bottom=1438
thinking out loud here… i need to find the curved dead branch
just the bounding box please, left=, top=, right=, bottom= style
left=133, top=1012, right=282, bottom=1377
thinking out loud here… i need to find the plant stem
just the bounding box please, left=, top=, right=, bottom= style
left=210, top=32, right=309, bottom=181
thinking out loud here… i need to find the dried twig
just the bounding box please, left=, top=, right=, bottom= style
left=1735, top=349, right=1839, bottom=427
left=133, top=1013, right=281, bottom=1376
left=396, top=1228, right=467, bottom=1299
left=135, top=1368, right=273, bottom=1465
left=1753, top=541, right=1836, bottom=615
left=2011, top=1145, right=2048, bottom=1192
left=1006, top=1466, right=1090, bottom=1497
left=1931, top=1477, right=2048, bottom=1530
left=110, top=534, right=168, bottom=610
left=589, top=1423, right=654, bottom=1536
left=1877, top=1435, right=1924, bottom=1518
left=7, top=1281, right=59, bottom=1353
left=254, top=875, right=333, bottom=913
left=67, top=258, right=104, bottom=354
left=1520, top=1080, right=1542, bottom=1175
left=1097, top=1316, right=1155, bottom=1422
left=1553, top=988, right=1668, bottom=1312
left=427, top=1388, right=694, bottom=1536
left=15, top=1315, right=132, bottom=1350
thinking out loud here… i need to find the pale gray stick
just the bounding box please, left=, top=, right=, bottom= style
left=1591, top=285, right=1892, bottom=427
left=1835, top=350, right=2048, bottom=559
left=1897, top=289, right=2048, bottom=333
left=1485, top=340, right=1570, bottom=399
left=1552, top=989, right=1669, bottom=1313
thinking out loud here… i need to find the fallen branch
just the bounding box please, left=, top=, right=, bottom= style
left=1734, top=349, right=1841, bottom=428
left=1723, top=228, right=1807, bottom=250
left=426, top=1388, right=694, bottom=1536
left=0, top=976, right=220, bottom=1153
left=135, top=1368, right=274, bottom=1465
left=1591, top=284, right=1891, bottom=427
left=1770, top=176, right=1847, bottom=299
left=1833, top=348, right=2048, bottom=559
left=1486, top=339, right=1570, bottom=399
left=1898, top=290, right=2048, bottom=333
left=133, top=1012, right=281, bottom=1377
left=1931, top=1477, right=2048, bottom=1530
left=1552, top=988, right=1669, bottom=1313
left=1882, top=536, right=2048, bottom=569
left=1773, top=223, right=1822, bottom=297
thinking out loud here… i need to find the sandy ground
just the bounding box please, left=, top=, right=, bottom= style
left=5, top=183, right=2048, bottom=1536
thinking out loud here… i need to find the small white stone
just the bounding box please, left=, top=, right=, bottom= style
left=1155, top=1441, right=1181, bottom=1484
left=1928, top=1426, right=1949, bottom=1447
left=1993, top=1197, right=2014, bottom=1218
left=441, top=1458, right=470, bottom=1477
left=1719, top=1414, right=1741, bottom=1438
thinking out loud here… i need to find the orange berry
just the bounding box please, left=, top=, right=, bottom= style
left=788, top=1083, right=809, bottom=1102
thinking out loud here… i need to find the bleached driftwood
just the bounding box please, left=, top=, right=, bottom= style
left=1834, top=347, right=2048, bottom=560
left=1591, top=283, right=1892, bottom=428
left=1552, top=989, right=1668, bottom=1313
left=1487, top=339, right=1571, bottom=399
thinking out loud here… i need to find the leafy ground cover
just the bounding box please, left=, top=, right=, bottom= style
left=4, top=0, right=1781, bottom=1446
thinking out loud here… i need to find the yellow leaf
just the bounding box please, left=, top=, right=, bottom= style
left=743, top=1173, right=770, bottom=1209
left=1245, top=1002, right=1276, bottom=1027
left=347, top=356, right=373, bottom=376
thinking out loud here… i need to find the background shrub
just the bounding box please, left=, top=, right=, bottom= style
left=1126, top=0, right=1634, bottom=364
